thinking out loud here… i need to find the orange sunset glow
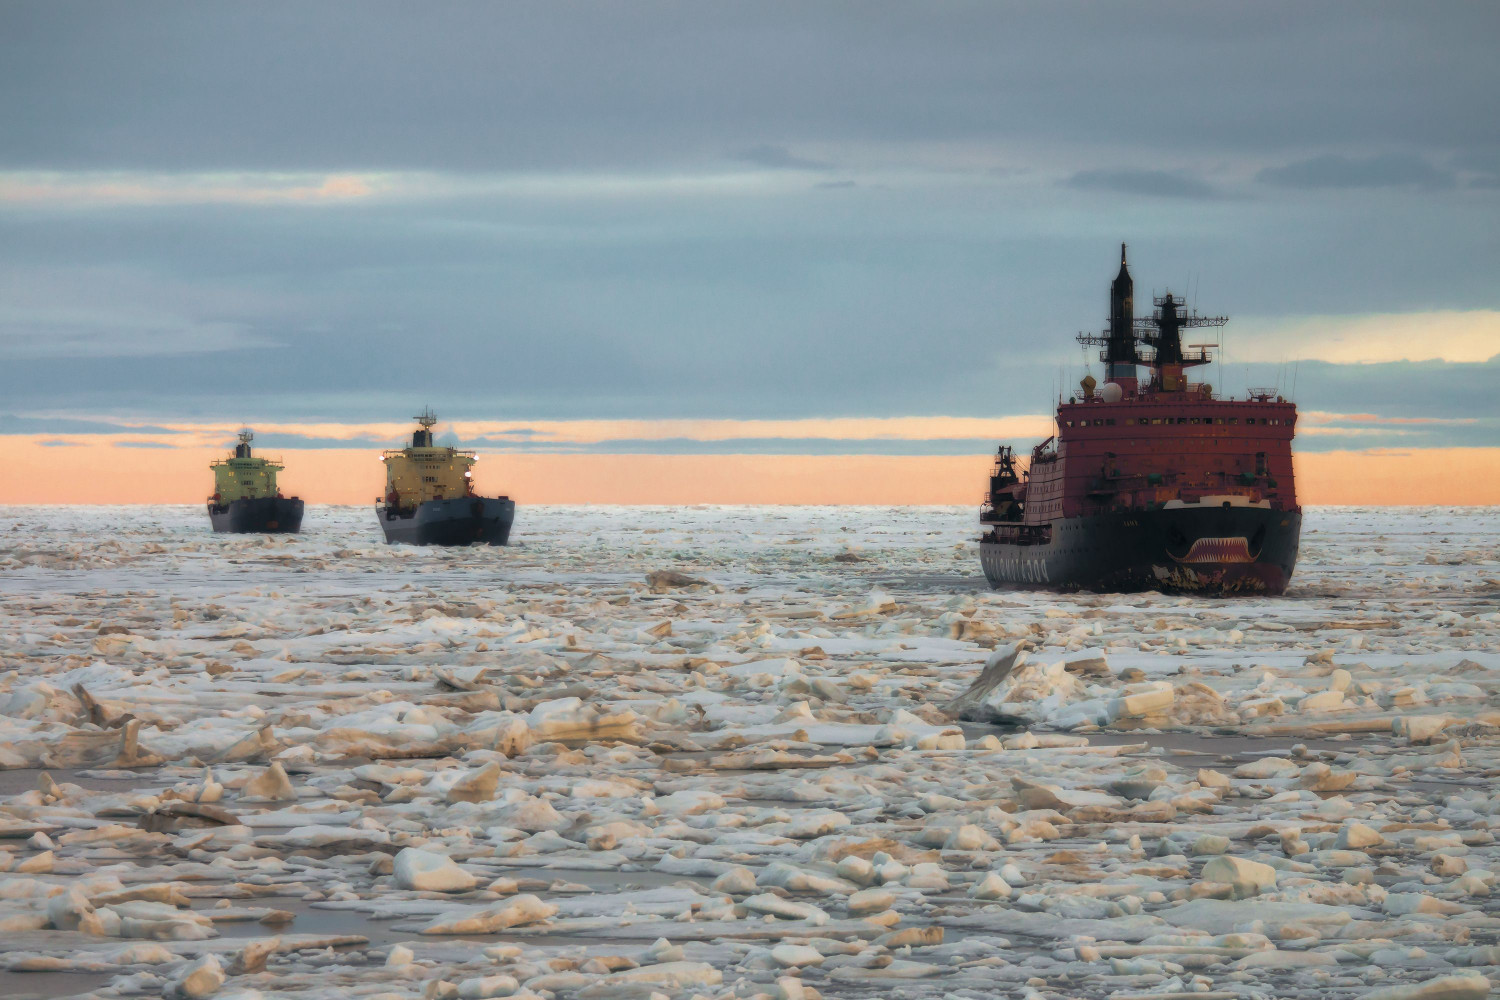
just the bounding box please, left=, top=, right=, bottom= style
left=4, top=438, right=1498, bottom=506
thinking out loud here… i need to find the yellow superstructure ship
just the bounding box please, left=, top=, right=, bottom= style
left=375, top=409, right=515, bottom=545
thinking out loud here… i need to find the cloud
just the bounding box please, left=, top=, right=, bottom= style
left=0, top=317, right=271, bottom=359
left=1291, top=407, right=1497, bottom=452
left=1301, top=411, right=1478, bottom=426
left=1255, top=153, right=1454, bottom=189
left=196, top=415, right=1056, bottom=447
left=0, top=266, right=291, bottom=360
left=1064, top=169, right=1218, bottom=199
left=469, top=436, right=1010, bottom=456
left=0, top=168, right=823, bottom=208
left=1229, top=310, right=1500, bottom=364
left=0, top=413, right=177, bottom=435
left=1298, top=425, right=1409, bottom=437
left=1294, top=421, right=1499, bottom=451
left=4, top=414, right=1055, bottom=458
left=248, top=434, right=387, bottom=450
left=462, top=415, right=1054, bottom=445
left=0, top=172, right=379, bottom=206
left=4, top=6, right=1495, bottom=174
left=734, top=145, right=830, bottom=171
left=1242, top=356, right=1500, bottom=425
left=0, top=6, right=1494, bottom=447
left=1451, top=149, right=1500, bottom=189
left=10, top=381, right=1498, bottom=457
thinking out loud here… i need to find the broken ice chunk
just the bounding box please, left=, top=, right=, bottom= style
left=393, top=847, right=478, bottom=892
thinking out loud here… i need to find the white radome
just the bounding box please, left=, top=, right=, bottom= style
left=1100, top=381, right=1124, bottom=403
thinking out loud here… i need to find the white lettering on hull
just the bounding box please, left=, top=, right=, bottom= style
left=982, top=546, right=1053, bottom=585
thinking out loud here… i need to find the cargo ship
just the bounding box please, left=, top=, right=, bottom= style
left=979, top=246, right=1301, bottom=594
left=206, top=430, right=304, bottom=533
left=376, top=409, right=515, bottom=546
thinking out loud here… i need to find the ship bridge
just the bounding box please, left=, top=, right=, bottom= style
left=1045, top=389, right=1297, bottom=518
left=209, top=430, right=286, bottom=502
left=381, top=410, right=479, bottom=509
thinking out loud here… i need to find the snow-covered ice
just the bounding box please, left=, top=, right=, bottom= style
left=0, top=503, right=1496, bottom=999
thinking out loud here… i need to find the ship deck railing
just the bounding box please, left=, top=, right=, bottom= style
left=381, top=448, right=479, bottom=459
left=210, top=455, right=286, bottom=468
left=1067, top=385, right=1298, bottom=406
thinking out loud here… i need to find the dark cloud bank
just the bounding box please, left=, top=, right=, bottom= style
left=0, top=2, right=1496, bottom=448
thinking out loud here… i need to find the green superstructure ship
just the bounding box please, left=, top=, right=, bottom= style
left=207, top=430, right=304, bottom=533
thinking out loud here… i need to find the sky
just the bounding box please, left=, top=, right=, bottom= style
left=1, top=2, right=1497, bottom=503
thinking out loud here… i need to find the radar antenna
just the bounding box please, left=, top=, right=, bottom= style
left=414, top=407, right=438, bottom=429
left=237, top=429, right=254, bottom=445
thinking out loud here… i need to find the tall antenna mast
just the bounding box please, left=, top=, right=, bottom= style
left=1075, top=243, right=1140, bottom=393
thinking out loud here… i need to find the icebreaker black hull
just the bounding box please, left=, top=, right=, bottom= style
left=980, top=506, right=1300, bottom=595
left=377, top=496, right=515, bottom=546
left=207, top=497, right=304, bottom=534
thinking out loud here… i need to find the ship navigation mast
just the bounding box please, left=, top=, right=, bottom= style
left=1075, top=244, right=1139, bottom=393
left=1135, top=291, right=1227, bottom=391
left=411, top=407, right=438, bottom=448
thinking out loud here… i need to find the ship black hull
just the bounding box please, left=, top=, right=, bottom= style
left=377, top=496, right=515, bottom=546
left=207, top=497, right=304, bottom=534
left=980, top=506, right=1301, bottom=596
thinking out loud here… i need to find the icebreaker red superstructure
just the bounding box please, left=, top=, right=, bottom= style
left=979, top=246, right=1302, bottom=594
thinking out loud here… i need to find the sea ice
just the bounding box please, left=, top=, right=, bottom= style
left=0, top=503, right=1495, bottom=998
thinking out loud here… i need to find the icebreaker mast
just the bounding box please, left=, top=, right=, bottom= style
left=1077, top=244, right=1141, bottom=395
left=1106, top=243, right=1137, bottom=392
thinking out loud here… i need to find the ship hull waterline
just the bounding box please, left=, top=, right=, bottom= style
left=377, top=496, right=515, bottom=546
left=207, top=497, right=305, bottom=534
left=980, top=506, right=1301, bottom=596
